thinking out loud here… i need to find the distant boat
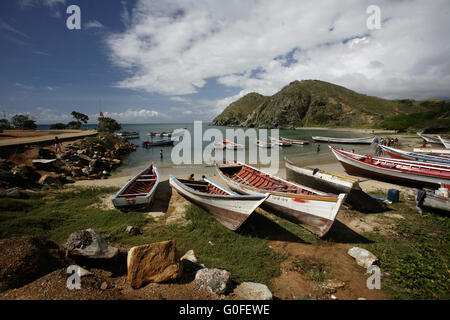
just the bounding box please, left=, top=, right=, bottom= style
left=223, top=139, right=245, bottom=150
left=312, top=136, right=375, bottom=144
left=330, top=146, right=450, bottom=187
left=142, top=138, right=175, bottom=147
left=148, top=131, right=173, bottom=137
left=214, top=141, right=226, bottom=149
left=413, top=148, right=450, bottom=155
left=255, top=140, right=272, bottom=148
left=169, top=176, right=269, bottom=231
left=284, top=158, right=386, bottom=212
left=216, top=161, right=346, bottom=237
left=380, top=145, right=450, bottom=165
left=112, top=163, right=160, bottom=211
left=438, top=136, right=450, bottom=149
left=116, top=131, right=139, bottom=139
left=417, top=132, right=443, bottom=147
left=269, top=137, right=292, bottom=146
left=280, top=137, right=309, bottom=145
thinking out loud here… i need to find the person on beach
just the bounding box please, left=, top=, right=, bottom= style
left=160, top=149, right=163, bottom=159
left=316, top=144, right=320, bottom=153
left=188, top=173, right=195, bottom=181
left=54, top=137, right=61, bottom=154
left=375, top=145, right=383, bottom=156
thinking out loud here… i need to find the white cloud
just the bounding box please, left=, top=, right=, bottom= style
left=106, top=0, right=450, bottom=109
left=98, top=108, right=167, bottom=123
left=85, top=20, right=105, bottom=30
left=15, top=82, right=34, bottom=90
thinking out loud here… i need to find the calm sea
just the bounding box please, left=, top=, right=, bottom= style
left=37, top=123, right=378, bottom=176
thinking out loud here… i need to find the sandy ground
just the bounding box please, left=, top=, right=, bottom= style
left=0, top=130, right=97, bottom=147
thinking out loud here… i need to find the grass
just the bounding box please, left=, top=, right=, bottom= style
left=360, top=201, right=449, bottom=300
left=291, top=259, right=331, bottom=286
left=0, top=187, right=283, bottom=286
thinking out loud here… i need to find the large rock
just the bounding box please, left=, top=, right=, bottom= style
left=348, top=247, right=379, bottom=268
left=0, top=236, right=66, bottom=291
left=195, top=268, right=231, bottom=295
left=234, top=282, right=273, bottom=300
left=127, top=240, right=183, bottom=288
left=65, top=229, right=118, bottom=260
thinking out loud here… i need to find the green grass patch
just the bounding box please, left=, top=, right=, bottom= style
left=361, top=202, right=449, bottom=300
left=292, top=258, right=331, bottom=286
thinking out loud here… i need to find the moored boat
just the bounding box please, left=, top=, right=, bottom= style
left=284, top=158, right=386, bottom=212
left=280, top=137, right=309, bottom=145
left=112, top=163, right=160, bottom=211
left=142, top=138, right=175, bottom=147
left=216, top=161, right=346, bottom=236
left=330, top=146, right=450, bottom=187
left=255, top=140, right=272, bottom=148
left=223, top=139, right=245, bottom=150
left=380, top=145, right=450, bottom=165
left=269, top=137, right=292, bottom=146
left=169, top=176, right=269, bottom=230
left=312, top=136, right=375, bottom=144
left=116, top=131, right=140, bottom=139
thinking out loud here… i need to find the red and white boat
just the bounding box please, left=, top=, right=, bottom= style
left=255, top=140, right=272, bottom=148
left=330, top=146, right=450, bottom=187
left=269, top=137, right=292, bottom=146
left=413, top=148, right=450, bottom=155
left=312, top=136, right=375, bottom=144
left=223, top=139, right=245, bottom=150
left=169, top=176, right=268, bottom=230
left=216, top=161, right=346, bottom=237
left=380, top=145, right=450, bottom=165
left=417, top=132, right=444, bottom=147
left=280, top=137, right=309, bottom=145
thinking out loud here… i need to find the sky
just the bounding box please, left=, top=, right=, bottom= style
left=0, top=0, right=449, bottom=124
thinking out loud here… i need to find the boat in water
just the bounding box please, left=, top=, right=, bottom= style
left=280, top=137, right=309, bottom=145
left=223, top=139, right=245, bottom=150
left=284, top=158, right=386, bottom=212
left=142, top=138, right=175, bottom=147
left=169, top=176, right=269, bottom=230
left=380, top=145, right=450, bottom=165
left=330, top=146, right=450, bottom=187
left=269, top=137, right=292, bottom=146
left=116, top=131, right=140, bottom=140
left=112, top=163, right=160, bottom=211
left=255, top=140, right=272, bottom=148
left=216, top=161, right=346, bottom=236
left=312, top=136, right=375, bottom=144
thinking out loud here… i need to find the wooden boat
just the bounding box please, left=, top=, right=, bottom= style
left=112, top=163, right=160, bottom=211
left=148, top=131, right=173, bottom=137
left=413, top=148, right=450, bottom=155
left=417, top=132, right=442, bottom=145
left=438, top=136, right=450, bottom=149
left=214, top=141, right=226, bottom=149
left=284, top=158, right=386, bottom=212
left=269, top=137, right=292, bottom=146
left=255, top=140, right=272, bottom=148
left=216, top=161, right=347, bottom=236
left=223, top=139, right=245, bottom=150
left=116, top=131, right=139, bottom=139
left=142, top=138, right=174, bottom=147
left=169, top=176, right=269, bottom=230
left=280, top=137, right=309, bottom=145
left=380, top=145, right=450, bottom=165
left=312, top=136, right=375, bottom=144
left=330, top=146, right=450, bottom=187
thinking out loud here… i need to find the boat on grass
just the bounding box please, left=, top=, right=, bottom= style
left=216, top=161, right=346, bottom=237
left=380, top=145, right=450, bottom=165
left=416, top=184, right=449, bottom=213
left=284, top=158, right=386, bottom=212
left=312, top=136, right=375, bottom=144
left=169, top=176, right=269, bottom=230
left=280, top=137, right=309, bottom=145
left=330, top=146, right=450, bottom=187
left=112, top=163, right=160, bottom=211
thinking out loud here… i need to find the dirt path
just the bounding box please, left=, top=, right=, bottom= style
left=0, top=130, right=97, bottom=147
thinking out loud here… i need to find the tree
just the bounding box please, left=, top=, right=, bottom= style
left=0, top=119, right=11, bottom=129
left=66, top=121, right=81, bottom=129
left=11, top=114, right=37, bottom=130
left=50, top=123, right=66, bottom=129
left=97, top=117, right=121, bottom=133
left=71, top=111, right=89, bottom=128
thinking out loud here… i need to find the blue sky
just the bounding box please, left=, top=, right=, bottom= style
left=1, top=0, right=449, bottom=124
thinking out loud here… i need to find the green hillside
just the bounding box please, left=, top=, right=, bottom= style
left=212, top=80, right=426, bottom=128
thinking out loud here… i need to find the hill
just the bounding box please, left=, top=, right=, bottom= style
left=211, top=80, right=426, bottom=128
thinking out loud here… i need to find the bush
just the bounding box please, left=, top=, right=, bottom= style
left=50, top=123, right=66, bottom=130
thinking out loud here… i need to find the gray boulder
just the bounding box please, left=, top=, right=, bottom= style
left=348, top=247, right=379, bottom=268
left=234, top=282, right=273, bottom=300
left=65, top=229, right=118, bottom=260
left=195, top=268, right=231, bottom=295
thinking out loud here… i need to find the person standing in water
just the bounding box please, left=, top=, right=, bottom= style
left=316, top=144, right=320, bottom=153
left=160, top=149, right=163, bottom=159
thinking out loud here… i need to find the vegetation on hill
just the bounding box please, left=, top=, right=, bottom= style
left=377, top=100, right=450, bottom=133
left=212, top=80, right=426, bottom=128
